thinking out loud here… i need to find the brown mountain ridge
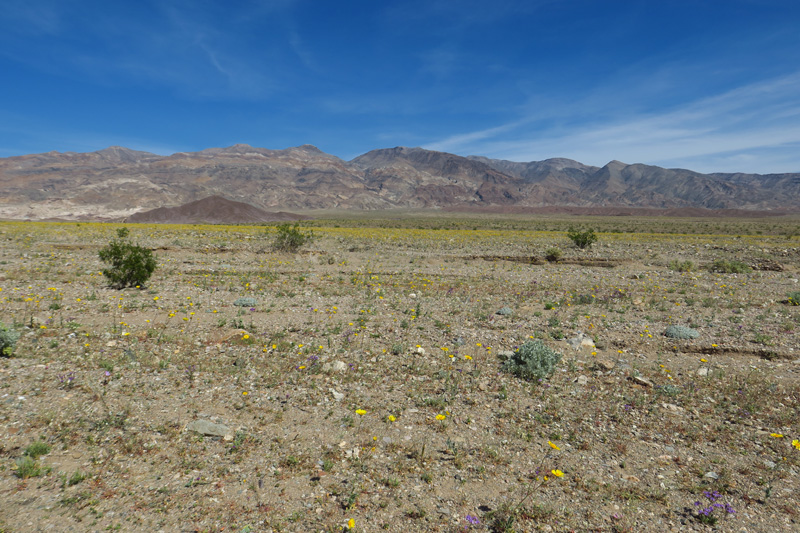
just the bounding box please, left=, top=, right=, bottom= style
left=0, top=144, right=798, bottom=221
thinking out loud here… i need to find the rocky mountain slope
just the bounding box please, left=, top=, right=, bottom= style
left=0, top=144, right=798, bottom=220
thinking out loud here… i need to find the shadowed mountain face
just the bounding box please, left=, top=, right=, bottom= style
left=125, top=196, right=310, bottom=224
left=1, top=144, right=798, bottom=220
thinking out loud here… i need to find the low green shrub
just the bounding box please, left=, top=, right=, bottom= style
left=787, top=291, right=800, bottom=306
left=566, top=227, right=597, bottom=249
left=0, top=321, right=20, bottom=357
left=544, top=247, right=562, bottom=262
left=503, top=340, right=562, bottom=381
left=272, top=222, right=314, bottom=252
left=708, top=259, right=751, bottom=274
left=664, top=325, right=700, bottom=339
left=669, top=260, right=695, bottom=272
left=98, top=228, right=157, bottom=288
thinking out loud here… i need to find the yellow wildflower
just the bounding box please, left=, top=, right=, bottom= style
left=548, top=441, right=561, bottom=451
left=355, top=409, right=366, bottom=416
left=551, top=469, right=564, bottom=477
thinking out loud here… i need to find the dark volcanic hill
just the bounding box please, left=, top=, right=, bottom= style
left=0, top=144, right=798, bottom=220
left=125, top=196, right=310, bottom=224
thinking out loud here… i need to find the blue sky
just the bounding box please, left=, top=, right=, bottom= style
left=2, top=0, right=799, bottom=173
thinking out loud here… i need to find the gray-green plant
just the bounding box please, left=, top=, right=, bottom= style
left=503, top=340, right=562, bottom=381
left=664, top=325, right=700, bottom=339
left=0, top=321, right=20, bottom=357
left=15, top=456, right=47, bottom=479
left=98, top=227, right=157, bottom=288
left=233, top=297, right=258, bottom=307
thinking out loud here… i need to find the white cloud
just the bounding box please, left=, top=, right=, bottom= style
left=425, top=72, right=800, bottom=173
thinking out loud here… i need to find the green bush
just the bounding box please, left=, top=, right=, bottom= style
left=669, top=260, right=695, bottom=272
left=271, top=222, right=314, bottom=252
left=787, top=291, right=800, bottom=306
left=566, top=227, right=597, bottom=249
left=24, top=440, right=51, bottom=459
left=708, top=259, right=751, bottom=274
left=98, top=228, right=157, bottom=288
left=0, top=321, right=20, bottom=357
left=503, top=340, right=562, bottom=381
left=15, top=456, right=47, bottom=479
left=544, top=247, right=562, bottom=262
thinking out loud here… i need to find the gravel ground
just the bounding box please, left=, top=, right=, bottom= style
left=1, top=221, right=799, bottom=532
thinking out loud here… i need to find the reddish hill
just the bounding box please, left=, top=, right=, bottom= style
left=126, top=196, right=310, bottom=224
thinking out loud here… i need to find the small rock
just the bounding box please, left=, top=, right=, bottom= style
left=764, top=460, right=777, bottom=469
left=322, top=360, right=347, bottom=373
left=575, top=375, right=589, bottom=385
left=696, top=367, right=710, bottom=377
left=622, top=475, right=640, bottom=483
left=595, top=359, right=616, bottom=371
left=704, top=471, right=719, bottom=480
left=187, top=419, right=232, bottom=439
left=629, top=376, right=654, bottom=387
left=497, top=350, right=514, bottom=361
left=330, top=388, right=344, bottom=401
left=567, top=332, right=596, bottom=352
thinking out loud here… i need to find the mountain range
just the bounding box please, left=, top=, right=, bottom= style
left=1, top=144, right=798, bottom=221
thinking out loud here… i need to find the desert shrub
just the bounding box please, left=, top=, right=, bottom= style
left=15, top=456, right=45, bottom=479
left=272, top=222, right=314, bottom=252
left=503, top=340, right=562, bottom=381
left=566, top=227, right=597, bottom=249
left=787, top=291, right=800, bottom=306
left=669, top=259, right=695, bottom=272
left=664, top=325, right=700, bottom=339
left=98, top=228, right=157, bottom=289
left=24, top=440, right=51, bottom=459
left=0, top=321, right=20, bottom=357
left=544, top=247, right=562, bottom=262
left=707, top=259, right=751, bottom=274
left=233, top=297, right=258, bottom=307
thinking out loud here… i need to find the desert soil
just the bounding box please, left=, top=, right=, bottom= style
left=1, top=220, right=799, bottom=532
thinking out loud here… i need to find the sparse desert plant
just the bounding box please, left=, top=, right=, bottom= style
left=664, top=325, right=700, bottom=339
left=24, top=440, right=51, bottom=459
left=98, top=227, right=157, bottom=288
left=503, top=340, right=562, bottom=381
left=0, top=321, right=20, bottom=357
left=544, top=247, right=562, bottom=262
left=271, top=222, right=314, bottom=252
left=566, top=227, right=597, bottom=249
left=15, top=456, right=48, bottom=479
left=669, top=259, right=695, bottom=272
left=788, top=291, right=800, bottom=306
left=707, top=259, right=751, bottom=274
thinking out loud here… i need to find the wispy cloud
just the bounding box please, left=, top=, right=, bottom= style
left=425, top=72, right=800, bottom=173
